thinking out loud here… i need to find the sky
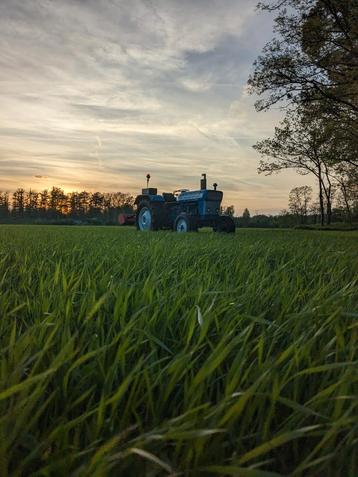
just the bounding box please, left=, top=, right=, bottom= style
left=0, top=0, right=315, bottom=214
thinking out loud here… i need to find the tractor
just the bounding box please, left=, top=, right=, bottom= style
left=134, top=174, right=235, bottom=233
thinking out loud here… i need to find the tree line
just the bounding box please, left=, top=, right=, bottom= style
left=0, top=187, right=135, bottom=224
left=249, top=0, right=358, bottom=226
left=1, top=182, right=357, bottom=227
left=286, top=183, right=358, bottom=225
left=226, top=182, right=358, bottom=229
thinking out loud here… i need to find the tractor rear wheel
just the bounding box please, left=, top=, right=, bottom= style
left=214, top=215, right=235, bottom=233
left=174, top=213, right=198, bottom=233
left=136, top=200, right=163, bottom=231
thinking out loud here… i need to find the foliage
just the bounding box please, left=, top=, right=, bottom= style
left=241, top=208, right=251, bottom=227
left=254, top=109, right=340, bottom=225
left=0, top=187, right=135, bottom=224
left=0, top=226, right=357, bottom=476
left=250, top=1, right=358, bottom=128
left=222, top=205, right=235, bottom=217
left=288, top=186, right=312, bottom=223
left=250, top=0, right=358, bottom=225
left=242, top=208, right=251, bottom=219
left=333, top=163, right=358, bottom=223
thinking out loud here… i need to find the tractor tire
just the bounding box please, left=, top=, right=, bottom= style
left=174, top=213, right=198, bottom=233
left=136, top=200, right=163, bottom=231
left=215, top=215, right=235, bottom=233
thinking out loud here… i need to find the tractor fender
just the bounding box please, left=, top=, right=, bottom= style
left=134, top=194, right=165, bottom=206
left=134, top=194, right=150, bottom=206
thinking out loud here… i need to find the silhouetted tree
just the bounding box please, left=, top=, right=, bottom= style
left=39, top=189, right=49, bottom=217
left=242, top=208, right=250, bottom=226
left=223, top=205, right=235, bottom=217
left=25, top=189, right=39, bottom=217
left=49, top=187, right=67, bottom=216
left=68, top=192, right=80, bottom=217
left=249, top=0, right=358, bottom=165
left=12, top=188, right=26, bottom=216
left=0, top=187, right=136, bottom=224
left=77, top=191, right=90, bottom=216
left=309, top=200, right=321, bottom=225
left=334, top=164, right=358, bottom=223
left=254, top=110, right=336, bottom=225
left=90, top=192, right=105, bottom=217
left=105, top=192, right=135, bottom=223
left=250, top=0, right=357, bottom=226
left=289, top=186, right=313, bottom=224
left=0, top=192, right=10, bottom=218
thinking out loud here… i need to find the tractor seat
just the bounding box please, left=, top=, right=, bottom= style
left=162, top=192, right=176, bottom=202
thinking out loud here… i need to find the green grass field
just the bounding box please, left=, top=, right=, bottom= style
left=0, top=225, right=357, bottom=476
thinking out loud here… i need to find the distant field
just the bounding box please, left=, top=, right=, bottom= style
left=1, top=225, right=357, bottom=476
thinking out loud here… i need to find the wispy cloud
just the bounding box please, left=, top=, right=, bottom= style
left=0, top=0, right=314, bottom=212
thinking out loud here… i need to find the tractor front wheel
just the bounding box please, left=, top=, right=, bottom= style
left=174, top=213, right=197, bottom=233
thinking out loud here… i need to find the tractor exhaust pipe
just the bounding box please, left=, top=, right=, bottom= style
left=200, top=173, right=207, bottom=190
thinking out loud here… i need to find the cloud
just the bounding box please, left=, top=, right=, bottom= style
left=71, top=104, right=154, bottom=120
left=179, top=77, right=213, bottom=92
left=0, top=0, right=308, bottom=211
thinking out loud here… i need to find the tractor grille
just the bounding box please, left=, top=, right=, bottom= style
left=202, top=200, right=220, bottom=215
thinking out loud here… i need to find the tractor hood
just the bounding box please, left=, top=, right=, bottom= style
left=177, top=189, right=223, bottom=202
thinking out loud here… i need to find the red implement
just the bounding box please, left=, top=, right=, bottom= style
left=118, top=213, right=135, bottom=226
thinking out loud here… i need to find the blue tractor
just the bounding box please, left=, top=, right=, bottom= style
left=135, top=174, right=235, bottom=233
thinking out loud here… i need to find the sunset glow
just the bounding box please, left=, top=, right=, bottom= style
left=0, top=0, right=315, bottom=214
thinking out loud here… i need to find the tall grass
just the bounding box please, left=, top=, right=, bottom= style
left=0, top=225, right=357, bottom=476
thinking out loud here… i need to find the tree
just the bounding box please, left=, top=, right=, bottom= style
left=223, top=205, right=235, bottom=217
left=254, top=109, right=337, bottom=225
left=288, top=186, right=312, bottom=223
left=104, top=192, right=135, bottom=223
left=39, top=190, right=49, bottom=217
left=333, top=163, right=358, bottom=223
left=309, top=200, right=321, bottom=224
left=90, top=192, right=105, bottom=217
left=78, top=191, right=91, bottom=216
left=0, top=186, right=137, bottom=224
left=68, top=192, right=80, bottom=217
left=249, top=0, right=358, bottom=170
left=12, top=188, right=25, bottom=216
left=108, top=192, right=135, bottom=211
left=25, top=189, right=39, bottom=217
left=250, top=1, right=358, bottom=116
left=49, top=187, right=67, bottom=216
left=278, top=209, right=296, bottom=228
left=0, top=192, right=10, bottom=218
left=242, top=208, right=250, bottom=226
